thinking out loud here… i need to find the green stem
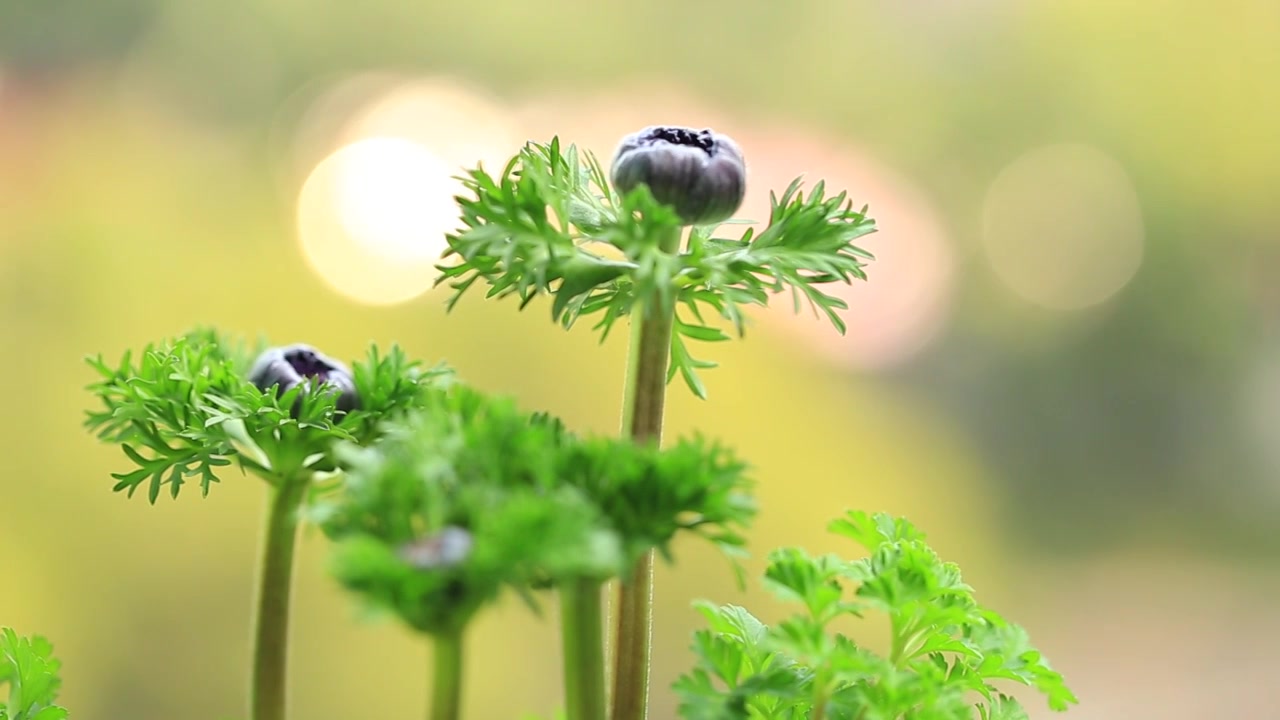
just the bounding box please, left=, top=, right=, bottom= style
left=610, top=225, right=682, bottom=720
left=810, top=669, right=832, bottom=720
left=250, top=476, right=309, bottom=720
left=889, top=615, right=919, bottom=668
left=562, top=579, right=608, bottom=720
left=429, top=628, right=464, bottom=720
left=610, top=556, right=654, bottom=720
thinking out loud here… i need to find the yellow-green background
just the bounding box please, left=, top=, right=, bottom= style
left=2, top=1, right=1277, bottom=718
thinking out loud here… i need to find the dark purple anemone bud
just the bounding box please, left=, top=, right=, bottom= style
left=248, top=343, right=359, bottom=415
left=610, top=125, right=746, bottom=226
left=399, top=526, right=473, bottom=570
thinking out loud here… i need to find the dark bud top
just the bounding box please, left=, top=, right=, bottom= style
left=610, top=126, right=746, bottom=226
left=248, top=343, right=359, bottom=415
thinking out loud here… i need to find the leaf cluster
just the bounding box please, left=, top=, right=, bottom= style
left=0, top=628, right=67, bottom=720
left=313, top=382, right=756, bottom=636
left=84, top=328, right=453, bottom=500
left=435, top=138, right=877, bottom=398
left=674, top=512, right=1077, bottom=720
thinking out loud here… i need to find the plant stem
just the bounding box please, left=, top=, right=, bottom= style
left=561, top=579, right=608, bottom=720
left=889, top=616, right=920, bottom=668
left=609, top=556, right=654, bottom=720
left=250, top=475, right=309, bottom=720
left=610, top=225, right=682, bottom=720
left=810, top=670, right=832, bottom=720
left=429, top=628, right=464, bottom=720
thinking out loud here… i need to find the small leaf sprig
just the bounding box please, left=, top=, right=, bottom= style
left=312, top=381, right=756, bottom=720
left=83, top=328, right=452, bottom=720
left=0, top=627, right=68, bottom=720
left=674, top=512, right=1078, bottom=720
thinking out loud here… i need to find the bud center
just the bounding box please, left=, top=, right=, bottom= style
left=284, top=348, right=333, bottom=380
left=652, top=127, right=715, bottom=154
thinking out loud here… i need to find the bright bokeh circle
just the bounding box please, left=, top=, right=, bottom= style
left=296, top=137, right=457, bottom=305
left=982, top=144, right=1146, bottom=311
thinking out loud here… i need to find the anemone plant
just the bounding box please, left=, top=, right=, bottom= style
left=309, top=383, right=754, bottom=720
left=438, top=126, right=878, bottom=720
left=80, top=124, right=1076, bottom=720
left=85, top=332, right=451, bottom=720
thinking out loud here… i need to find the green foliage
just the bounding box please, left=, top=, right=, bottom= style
left=316, top=393, right=619, bottom=635
left=560, top=433, right=755, bottom=568
left=74, top=132, right=1073, bottom=720
left=436, top=138, right=877, bottom=399
left=674, top=512, right=1077, bottom=720
left=83, top=328, right=453, bottom=499
left=313, top=382, right=756, bottom=635
left=0, top=628, right=68, bottom=720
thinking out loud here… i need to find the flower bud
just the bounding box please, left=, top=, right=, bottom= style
left=399, top=526, right=473, bottom=570
left=248, top=343, right=359, bottom=415
left=610, top=126, right=746, bottom=226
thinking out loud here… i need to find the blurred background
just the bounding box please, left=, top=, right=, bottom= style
left=1, top=0, right=1277, bottom=718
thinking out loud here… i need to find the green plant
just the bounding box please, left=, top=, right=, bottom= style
left=310, top=384, right=754, bottom=720
left=675, top=512, right=1075, bottom=720
left=0, top=628, right=68, bottom=720
left=438, top=129, right=877, bottom=720
left=84, top=334, right=451, bottom=720
left=82, top=126, right=1075, bottom=720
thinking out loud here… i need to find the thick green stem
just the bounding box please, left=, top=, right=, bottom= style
left=610, top=555, right=655, bottom=720
left=610, top=226, right=682, bottom=720
left=250, top=476, right=308, bottom=720
left=429, top=628, right=464, bottom=720
left=562, top=579, right=608, bottom=720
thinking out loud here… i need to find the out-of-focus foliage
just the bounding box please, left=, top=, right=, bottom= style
left=315, top=382, right=754, bottom=635
left=0, top=628, right=68, bottom=720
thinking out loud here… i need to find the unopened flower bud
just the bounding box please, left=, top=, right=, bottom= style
left=248, top=343, right=359, bottom=415
left=399, top=526, right=473, bottom=570
left=610, top=126, right=746, bottom=226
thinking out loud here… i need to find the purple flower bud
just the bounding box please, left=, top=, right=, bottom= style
left=399, top=526, right=473, bottom=570
left=610, top=126, right=746, bottom=226
left=248, top=344, right=359, bottom=415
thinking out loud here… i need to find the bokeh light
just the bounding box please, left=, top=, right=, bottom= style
left=294, top=75, right=520, bottom=306
left=297, top=137, right=456, bottom=305
left=982, top=143, right=1146, bottom=311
